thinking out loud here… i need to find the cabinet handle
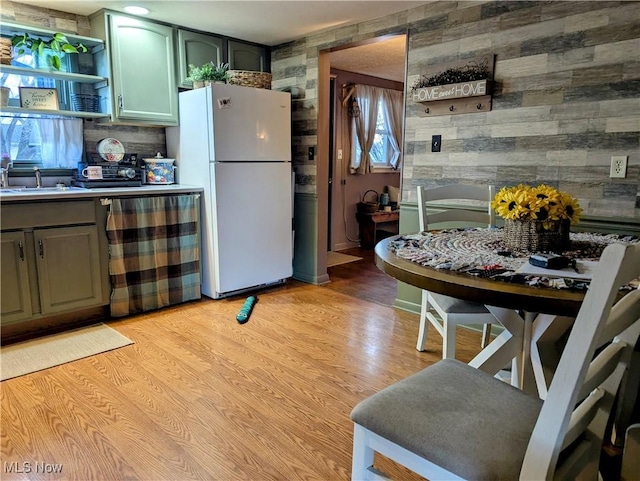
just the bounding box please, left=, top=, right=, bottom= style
left=18, top=241, right=24, bottom=261
left=39, top=239, right=44, bottom=258
left=118, top=94, right=123, bottom=110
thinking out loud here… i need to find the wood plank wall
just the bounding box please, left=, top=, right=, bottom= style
left=3, top=0, right=638, bottom=219
left=271, top=1, right=640, bottom=222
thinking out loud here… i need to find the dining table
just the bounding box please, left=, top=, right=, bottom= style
left=374, top=228, right=639, bottom=398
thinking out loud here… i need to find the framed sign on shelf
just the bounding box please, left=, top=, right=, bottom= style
left=19, top=87, right=59, bottom=110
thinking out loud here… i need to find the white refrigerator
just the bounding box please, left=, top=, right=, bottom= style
left=167, top=84, right=293, bottom=299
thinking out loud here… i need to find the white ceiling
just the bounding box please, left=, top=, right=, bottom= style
left=15, top=0, right=416, bottom=83
left=328, top=35, right=407, bottom=82
left=14, top=0, right=424, bottom=46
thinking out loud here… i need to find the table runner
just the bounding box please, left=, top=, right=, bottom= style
left=390, top=229, right=639, bottom=290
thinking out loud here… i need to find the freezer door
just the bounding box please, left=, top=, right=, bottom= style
left=210, top=162, right=293, bottom=295
left=210, top=84, right=291, bottom=161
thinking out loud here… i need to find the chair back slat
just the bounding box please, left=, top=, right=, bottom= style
left=520, top=243, right=640, bottom=480
left=596, top=290, right=640, bottom=348
left=553, top=439, right=594, bottom=481
left=561, top=387, right=605, bottom=451
left=425, top=209, right=491, bottom=228
left=578, top=340, right=627, bottom=402
left=417, top=183, right=495, bottom=232
left=423, top=184, right=490, bottom=202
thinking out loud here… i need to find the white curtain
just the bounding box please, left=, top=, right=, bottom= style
left=35, top=118, right=83, bottom=168
left=350, top=84, right=403, bottom=173
left=381, top=88, right=403, bottom=169
left=350, top=84, right=381, bottom=174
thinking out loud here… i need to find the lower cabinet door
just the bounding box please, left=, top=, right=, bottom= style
left=1, top=231, right=33, bottom=324
left=34, top=225, right=103, bottom=314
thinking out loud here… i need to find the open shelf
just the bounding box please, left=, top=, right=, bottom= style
left=0, top=64, right=107, bottom=84
left=1, top=106, right=110, bottom=119
left=0, top=21, right=104, bottom=49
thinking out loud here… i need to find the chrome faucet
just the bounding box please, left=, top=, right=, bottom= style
left=1, top=166, right=10, bottom=188
left=1, top=156, right=11, bottom=188
left=33, top=166, right=42, bottom=188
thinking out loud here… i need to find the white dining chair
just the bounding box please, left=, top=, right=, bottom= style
left=351, top=242, right=640, bottom=480
left=416, top=184, right=501, bottom=357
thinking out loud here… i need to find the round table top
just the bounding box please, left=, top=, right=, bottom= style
left=375, top=235, right=586, bottom=317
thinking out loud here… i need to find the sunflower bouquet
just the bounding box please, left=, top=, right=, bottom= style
left=492, top=184, right=582, bottom=228
left=492, top=184, right=583, bottom=252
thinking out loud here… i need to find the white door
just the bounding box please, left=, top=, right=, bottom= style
left=210, top=161, right=292, bottom=296
left=210, top=84, right=291, bottom=161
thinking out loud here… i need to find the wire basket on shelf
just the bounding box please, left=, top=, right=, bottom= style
left=71, top=93, right=101, bottom=113
left=227, top=70, right=272, bottom=89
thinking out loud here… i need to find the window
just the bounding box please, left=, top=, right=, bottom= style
left=0, top=117, right=83, bottom=168
left=352, top=98, right=398, bottom=171
left=349, top=84, right=402, bottom=174
left=0, top=49, right=82, bottom=169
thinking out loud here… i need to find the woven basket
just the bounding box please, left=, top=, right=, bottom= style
left=503, top=219, right=570, bottom=253
left=357, top=190, right=379, bottom=213
left=0, top=37, right=12, bottom=65
left=227, top=70, right=272, bottom=89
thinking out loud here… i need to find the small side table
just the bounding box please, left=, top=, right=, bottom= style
left=356, top=210, right=400, bottom=248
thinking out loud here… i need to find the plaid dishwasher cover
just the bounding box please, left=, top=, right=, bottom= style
left=106, top=195, right=201, bottom=317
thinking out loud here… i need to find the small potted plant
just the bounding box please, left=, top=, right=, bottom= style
left=11, top=32, right=87, bottom=71
left=187, top=61, right=229, bottom=88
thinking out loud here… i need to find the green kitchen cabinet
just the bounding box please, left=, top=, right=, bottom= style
left=1, top=202, right=104, bottom=327
left=34, top=226, right=103, bottom=315
left=177, top=29, right=226, bottom=89
left=228, top=40, right=269, bottom=72
left=91, top=11, right=178, bottom=125
left=1, top=231, right=33, bottom=324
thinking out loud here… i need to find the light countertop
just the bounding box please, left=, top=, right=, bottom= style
left=0, top=184, right=204, bottom=202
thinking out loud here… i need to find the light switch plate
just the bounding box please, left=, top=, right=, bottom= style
left=431, top=135, right=441, bottom=152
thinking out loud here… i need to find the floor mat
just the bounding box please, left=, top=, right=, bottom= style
left=1, top=323, right=133, bottom=381
left=327, top=251, right=363, bottom=267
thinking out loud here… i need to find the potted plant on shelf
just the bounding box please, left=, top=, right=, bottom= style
left=187, top=61, right=229, bottom=88
left=11, top=32, right=88, bottom=71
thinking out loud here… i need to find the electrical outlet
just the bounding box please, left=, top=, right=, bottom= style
left=610, top=156, right=628, bottom=178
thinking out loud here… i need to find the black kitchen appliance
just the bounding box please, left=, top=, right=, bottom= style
left=72, top=153, right=143, bottom=188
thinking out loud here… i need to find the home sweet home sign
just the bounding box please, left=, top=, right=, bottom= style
left=411, top=55, right=495, bottom=117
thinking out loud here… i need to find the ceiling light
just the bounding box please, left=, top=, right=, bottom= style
left=123, top=6, right=150, bottom=15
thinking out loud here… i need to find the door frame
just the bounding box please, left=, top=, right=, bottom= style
left=317, top=35, right=408, bottom=276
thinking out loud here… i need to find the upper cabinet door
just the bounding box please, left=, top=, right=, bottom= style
left=228, top=40, right=269, bottom=72
left=177, top=29, right=226, bottom=89
left=108, top=14, right=178, bottom=125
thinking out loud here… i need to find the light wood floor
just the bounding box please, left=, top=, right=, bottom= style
left=1, top=253, right=487, bottom=480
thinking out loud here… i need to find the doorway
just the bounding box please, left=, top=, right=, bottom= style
left=324, top=35, right=408, bottom=254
